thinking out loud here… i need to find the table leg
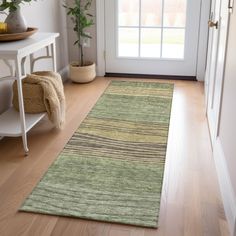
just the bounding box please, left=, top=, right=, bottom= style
left=15, top=58, right=29, bottom=156
left=29, top=45, right=54, bottom=73
left=30, top=54, right=34, bottom=73
left=21, top=57, right=27, bottom=77
left=51, top=42, right=57, bottom=72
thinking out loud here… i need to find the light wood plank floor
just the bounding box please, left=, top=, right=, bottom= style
left=0, top=77, right=229, bottom=236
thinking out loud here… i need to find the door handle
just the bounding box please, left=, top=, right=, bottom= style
left=228, top=0, right=234, bottom=13
left=208, top=20, right=218, bottom=29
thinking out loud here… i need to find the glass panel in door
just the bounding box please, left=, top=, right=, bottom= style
left=117, top=0, right=187, bottom=59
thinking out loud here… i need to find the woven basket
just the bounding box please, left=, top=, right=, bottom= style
left=12, top=80, right=46, bottom=113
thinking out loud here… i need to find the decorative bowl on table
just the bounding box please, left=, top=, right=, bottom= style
left=0, top=27, right=38, bottom=42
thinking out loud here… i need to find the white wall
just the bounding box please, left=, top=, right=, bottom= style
left=214, top=8, right=236, bottom=236
left=0, top=0, right=69, bottom=114
left=219, top=10, right=236, bottom=201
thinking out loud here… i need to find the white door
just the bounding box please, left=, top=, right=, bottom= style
left=105, top=0, right=202, bottom=76
left=205, top=0, right=230, bottom=141
left=204, top=0, right=217, bottom=104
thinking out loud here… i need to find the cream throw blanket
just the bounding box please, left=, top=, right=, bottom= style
left=13, top=71, right=66, bottom=129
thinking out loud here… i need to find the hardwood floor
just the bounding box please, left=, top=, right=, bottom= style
left=0, top=77, right=229, bottom=236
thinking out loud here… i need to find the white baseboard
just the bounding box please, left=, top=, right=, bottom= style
left=213, top=138, right=236, bottom=236
left=58, top=66, right=69, bottom=82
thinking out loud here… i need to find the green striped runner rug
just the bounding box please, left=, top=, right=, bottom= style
left=20, top=81, right=174, bottom=228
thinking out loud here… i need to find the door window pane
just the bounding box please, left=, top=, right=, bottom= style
left=141, top=0, right=162, bottom=27
left=118, top=28, right=139, bottom=57
left=118, top=0, right=140, bottom=26
left=162, top=29, right=185, bottom=58
left=117, top=0, right=187, bottom=59
left=141, top=28, right=161, bottom=58
left=163, top=0, right=187, bottom=27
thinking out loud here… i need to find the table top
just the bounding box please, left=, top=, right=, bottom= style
left=0, top=32, right=59, bottom=56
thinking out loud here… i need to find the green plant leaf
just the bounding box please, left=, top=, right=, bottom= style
left=63, top=0, right=94, bottom=64
left=0, top=0, right=39, bottom=12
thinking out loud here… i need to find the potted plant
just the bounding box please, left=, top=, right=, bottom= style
left=0, top=0, right=37, bottom=33
left=64, top=0, right=96, bottom=83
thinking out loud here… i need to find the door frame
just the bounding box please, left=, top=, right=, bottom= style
left=96, top=0, right=211, bottom=80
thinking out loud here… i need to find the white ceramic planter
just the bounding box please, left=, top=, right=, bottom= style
left=5, top=8, right=27, bottom=33
left=69, top=62, right=96, bottom=83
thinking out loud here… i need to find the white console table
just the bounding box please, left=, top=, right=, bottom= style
left=0, top=32, right=59, bottom=155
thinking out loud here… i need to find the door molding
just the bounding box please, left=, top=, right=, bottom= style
left=96, top=0, right=210, bottom=80
left=96, top=0, right=106, bottom=76
left=196, top=0, right=211, bottom=81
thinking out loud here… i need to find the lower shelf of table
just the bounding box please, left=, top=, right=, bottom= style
left=0, top=107, right=46, bottom=137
